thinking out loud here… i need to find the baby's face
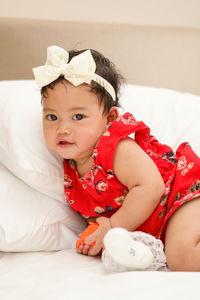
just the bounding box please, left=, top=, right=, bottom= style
left=42, top=80, right=109, bottom=164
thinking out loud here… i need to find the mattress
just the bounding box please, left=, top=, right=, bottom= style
left=0, top=250, right=199, bottom=300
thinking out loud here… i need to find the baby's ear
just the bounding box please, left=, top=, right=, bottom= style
left=107, top=107, right=119, bottom=124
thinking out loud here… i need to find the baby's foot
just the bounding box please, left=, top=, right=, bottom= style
left=102, top=228, right=166, bottom=272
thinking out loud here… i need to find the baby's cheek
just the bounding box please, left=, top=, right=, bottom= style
left=43, top=131, right=50, bottom=145
left=43, top=130, right=54, bottom=149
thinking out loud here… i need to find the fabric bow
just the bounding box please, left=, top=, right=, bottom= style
left=33, top=46, right=96, bottom=88
left=32, top=45, right=116, bottom=100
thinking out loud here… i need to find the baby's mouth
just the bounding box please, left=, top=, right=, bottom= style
left=58, top=140, right=74, bottom=146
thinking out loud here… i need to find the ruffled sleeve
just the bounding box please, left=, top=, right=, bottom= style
left=95, top=112, right=177, bottom=183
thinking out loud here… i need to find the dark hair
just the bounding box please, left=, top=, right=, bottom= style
left=41, top=49, right=124, bottom=113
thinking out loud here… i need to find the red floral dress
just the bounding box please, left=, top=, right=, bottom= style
left=64, top=113, right=200, bottom=240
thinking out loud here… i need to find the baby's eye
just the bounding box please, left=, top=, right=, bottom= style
left=46, top=114, right=57, bottom=121
left=72, top=114, right=85, bottom=121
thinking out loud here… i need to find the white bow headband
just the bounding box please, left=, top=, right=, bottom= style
left=33, top=45, right=116, bottom=101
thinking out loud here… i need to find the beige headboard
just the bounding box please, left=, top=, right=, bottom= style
left=0, top=17, right=200, bottom=94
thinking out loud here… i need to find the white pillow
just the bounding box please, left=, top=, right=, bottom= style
left=120, top=84, right=200, bottom=156
left=0, top=80, right=64, bottom=201
left=0, top=163, right=85, bottom=252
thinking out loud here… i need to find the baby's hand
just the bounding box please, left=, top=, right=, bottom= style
left=76, top=217, right=111, bottom=256
left=84, top=217, right=112, bottom=256
left=76, top=222, right=99, bottom=255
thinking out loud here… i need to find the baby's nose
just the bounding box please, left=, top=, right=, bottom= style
left=57, top=123, right=71, bottom=135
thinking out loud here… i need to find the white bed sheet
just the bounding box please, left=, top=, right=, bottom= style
left=0, top=249, right=199, bottom=300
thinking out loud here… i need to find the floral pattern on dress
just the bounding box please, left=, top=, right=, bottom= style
left=177, top=156, right=187, bottom=170
left=65, top=192, right=74, bottom=205
left=106, top=169, right=115, bottom=179
left=114, top=195, right=125, bottom=206
left=161, top=151, right=178, bottom=164
left=177, top=155, right=194, bottom=176
left=94, top=205, right=114, bottom=215
left=92, top=148, right=98, bottom=159
left=94, top=180, right=108, bottom=194
left=146, top=149, right=158, bottom=159
left=82, top=215, right=90, bottom=219
left=93, top=166, right=103, bottom=175
left=189, top=180, right=200, bottom=193
left=64, top=174, right=73, bottom=189
left=116, top=114, right=137, bottom=125
left=94, top=206, right=105, bottom=215
left=103, top=130, right=111, bottom=137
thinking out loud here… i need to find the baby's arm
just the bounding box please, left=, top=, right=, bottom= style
left=110, top=138, right=165, bottom=230
left=77, top=138, right=165, bottom=256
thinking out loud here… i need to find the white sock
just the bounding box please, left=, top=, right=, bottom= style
left=102, top=228, right=166, bottom=273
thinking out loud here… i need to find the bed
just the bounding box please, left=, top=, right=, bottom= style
left=0, top=17, right=200, bottom=300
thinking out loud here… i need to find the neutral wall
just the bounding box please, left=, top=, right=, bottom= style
left=1, top=0, right=200, bottom=29
left=1, top=17, right=200, bottom=94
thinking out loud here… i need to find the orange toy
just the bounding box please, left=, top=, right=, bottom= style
left=76, top=222, right=99, bottom=248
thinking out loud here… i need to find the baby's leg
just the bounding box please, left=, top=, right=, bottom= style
left=165, top=197, right=200, bottom=271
